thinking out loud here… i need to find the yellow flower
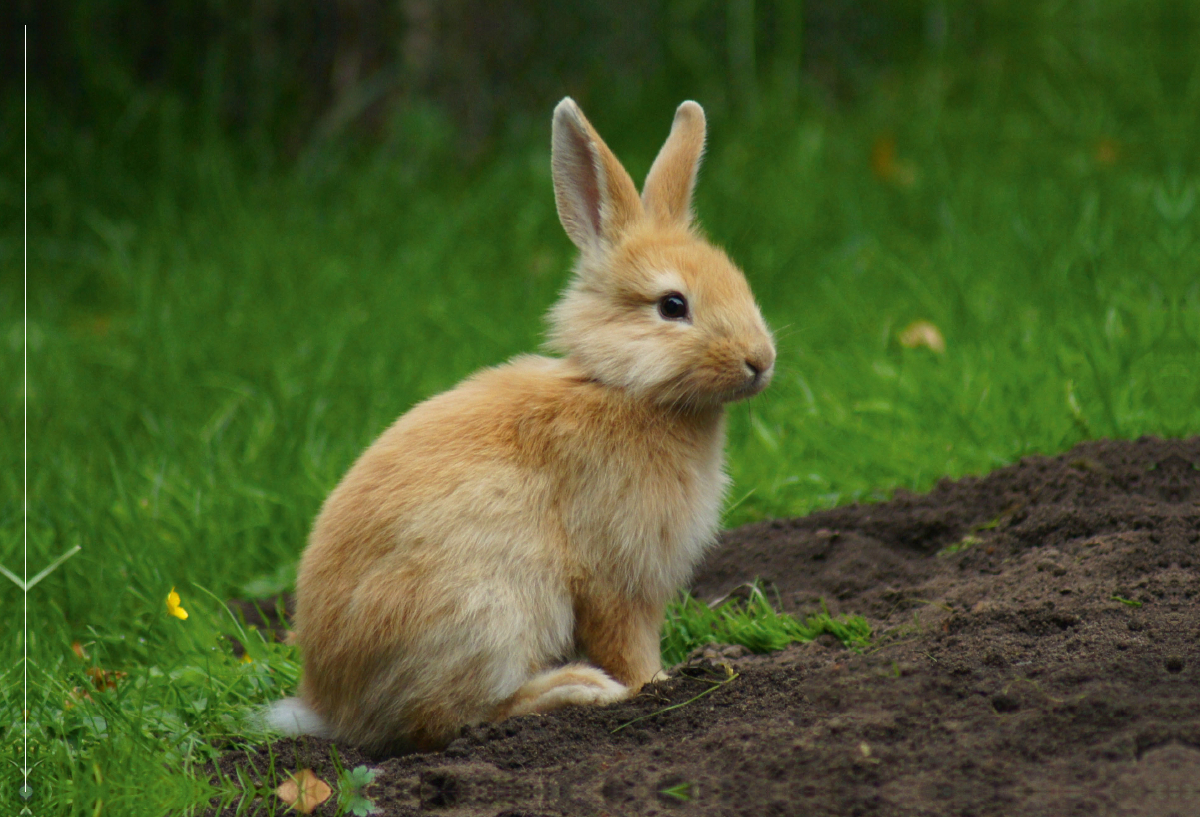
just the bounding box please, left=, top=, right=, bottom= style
left=239, top=653, right=254, bottom=664
left=166, top=587, right=188, bottom=620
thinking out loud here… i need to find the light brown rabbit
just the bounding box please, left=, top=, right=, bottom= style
left=265, top=97, right=775, bottom=753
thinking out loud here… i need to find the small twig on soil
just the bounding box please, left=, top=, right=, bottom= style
left=643, top=685, right=673, bottom=704
left=612, top=669, right=739, bottom=734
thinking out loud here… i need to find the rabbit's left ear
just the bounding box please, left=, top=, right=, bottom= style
left=642, top=101, right=706, bottom=226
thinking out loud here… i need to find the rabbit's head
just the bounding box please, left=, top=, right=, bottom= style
left=546, top=98, right=775, bottom=409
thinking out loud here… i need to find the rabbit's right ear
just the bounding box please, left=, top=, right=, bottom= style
left=552, top=98, right=642, bottom=252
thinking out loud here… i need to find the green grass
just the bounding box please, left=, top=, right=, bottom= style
left=936, top=534, right=981, bottom=558
left=662, top=588, right=872, bottom=667
left=4, top=19, right=1199, bottom=816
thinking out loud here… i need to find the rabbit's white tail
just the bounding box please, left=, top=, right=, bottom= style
left=260, top=697, right=334, bottom=738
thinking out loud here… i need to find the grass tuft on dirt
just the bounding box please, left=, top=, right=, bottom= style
left=661, top=587, right=872, bottom=666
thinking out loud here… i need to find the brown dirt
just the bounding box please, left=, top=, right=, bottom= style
left=211, top=436, right=1200, bottom=816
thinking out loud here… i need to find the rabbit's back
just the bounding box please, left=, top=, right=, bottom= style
left=302, top=353, right=725, bottom=587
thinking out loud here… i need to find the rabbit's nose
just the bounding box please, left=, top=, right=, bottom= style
left=744, top=356, right=774, bottom=388
left=745, top=345, right=776, bottom=380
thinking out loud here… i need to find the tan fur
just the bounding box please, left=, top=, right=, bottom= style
left=642, top=101, right=706, bottom=226
left=495, top=663, right=628, bottom=720
left=286, top=98, right=776, bottom=753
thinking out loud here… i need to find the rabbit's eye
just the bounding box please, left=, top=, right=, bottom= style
left=658, top=292, right=689, bottom=321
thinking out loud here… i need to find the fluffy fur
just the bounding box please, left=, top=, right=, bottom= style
left=266, top=98, right=776, bottom=753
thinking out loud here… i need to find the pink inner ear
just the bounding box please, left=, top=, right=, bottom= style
left=564, top=124, right=603, bottom=238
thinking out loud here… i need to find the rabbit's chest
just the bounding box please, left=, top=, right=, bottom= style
left=565, top=429, right=729, bottom=597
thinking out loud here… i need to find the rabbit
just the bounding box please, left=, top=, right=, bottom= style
left=264, top=97, right=776, bottom=753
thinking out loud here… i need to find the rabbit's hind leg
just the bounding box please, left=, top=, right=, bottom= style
left=495, top=663, right=629, bottom=719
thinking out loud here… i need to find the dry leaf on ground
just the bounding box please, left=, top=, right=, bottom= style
left=87, top=666, right=128, bottom=691
left=275, top=769, right=332, bottom=814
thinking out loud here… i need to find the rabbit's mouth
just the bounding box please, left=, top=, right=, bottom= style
left=732, top=375, right=772, bottom=400
left=710, top=366, right=773, bottom=404
left=732, top=359, right=774, bottom=399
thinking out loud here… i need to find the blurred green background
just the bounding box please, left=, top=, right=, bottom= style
left=2, top=1, right=1199, bottom=812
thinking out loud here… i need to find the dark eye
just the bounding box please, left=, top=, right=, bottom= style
left=657, top=292, right=689, bottom=321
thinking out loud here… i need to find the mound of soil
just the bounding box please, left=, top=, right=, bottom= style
left=213, top=437, right=1199, bottom=816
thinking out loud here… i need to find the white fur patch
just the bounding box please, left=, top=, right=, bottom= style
left=259, top=697, right=334, bottom=738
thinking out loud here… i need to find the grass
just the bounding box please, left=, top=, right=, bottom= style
left=4, top=18, right=1199, bottom=816
left=936, top=534, right=981, bottom=558
left=661, top=588, right=873, bottom=667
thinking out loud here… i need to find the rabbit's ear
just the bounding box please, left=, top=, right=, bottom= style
left=641, top=101, right=706, bottom=227
left=552, top=98, right=642, bottom=251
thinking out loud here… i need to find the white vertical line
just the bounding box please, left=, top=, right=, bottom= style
left=23, top=21, right=30, bottom=803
